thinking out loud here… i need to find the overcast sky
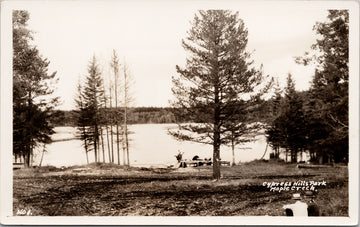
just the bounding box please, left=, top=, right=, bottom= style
left=10, top=1, right=332, bottom=110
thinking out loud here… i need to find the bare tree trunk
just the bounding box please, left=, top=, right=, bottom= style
left=109, top=85, right=114, bottom=163
left=122, top=139, right=126, bottom=165
left=100, top=126, right=105, bottom=163
left=97, top=138, right=101, bottom=163
left=24, top=154, right=29, bottom=168
left=125, top=121, right=129, bottom=166
left=111, top=125, right=115, bottom=163
left=103, top=85, right=111, bottom=164
left=260, top=142, right=268, bottom=160
left=105, top=124, right=111, bottom=163
left=112, top=50, right=121, bottom=165
left=116, top=119, right=120, bottom=165
left=123, top=62, right=132, bottom=166
left=122, top=107, right=126, bottom=166
left=39, top=143, right=46, bottom=167
left=124, top=73, right=129, bottom=166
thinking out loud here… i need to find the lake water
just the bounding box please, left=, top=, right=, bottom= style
left=32, top=124, right=272, bottom=167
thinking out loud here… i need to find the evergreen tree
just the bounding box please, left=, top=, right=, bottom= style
left=266, top=79, right=283, bottom=159
left=266, top=74, right=306, bottom=163
left=283, top=74, right=306, bottom=162
left=76, top=56, right=104, bottom=164
left=13, top=10, right=59, bottom=167
left=75, top=80, right=90, bottom=164
left=297, top=10, right=349, bottom=163
left=170, top=10, right=266, bottom=179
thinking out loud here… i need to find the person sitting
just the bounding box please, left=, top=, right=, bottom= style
left=192, top=155, right=199, bottom=161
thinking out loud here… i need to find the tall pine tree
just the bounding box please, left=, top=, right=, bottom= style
left=283, top=74, right=306, bottom=162
left=297, top=10, right=349, bottom=163
left=170, top=10, right=266, bottom=179
left=13, top=10, right=59, bottom=167
left=266, top=79, right=283, bottom=159
left=75, top=79, right=90, bottom=164
left=76, top=56, right=104, bottom=164
left=266, top=74, right=306, bottom=163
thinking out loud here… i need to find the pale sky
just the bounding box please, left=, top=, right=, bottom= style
left=9, top=0, right=333, bottom=110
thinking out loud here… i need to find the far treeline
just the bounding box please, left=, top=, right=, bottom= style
left=49, top=104, right=271, bottom=127
left=50, top=107, right=177, bottom=126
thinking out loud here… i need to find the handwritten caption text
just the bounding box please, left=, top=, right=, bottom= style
left=262, top=180, right=326, bottom=192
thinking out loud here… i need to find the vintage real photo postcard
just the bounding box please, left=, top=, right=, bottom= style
left=0, top=0, right=359, bottom=225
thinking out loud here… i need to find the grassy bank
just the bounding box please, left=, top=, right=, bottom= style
left=13, top=160, right=348, bottom=216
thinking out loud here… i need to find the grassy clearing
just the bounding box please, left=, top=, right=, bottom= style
left=13, top=160, right=348, bottom=216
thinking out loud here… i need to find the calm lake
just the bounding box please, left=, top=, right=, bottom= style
left=32, top=124, right=271, bottom=167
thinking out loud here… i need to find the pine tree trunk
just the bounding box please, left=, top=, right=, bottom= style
left=291, top=148, right=297, bottom=163
left=24, top=148, right=31, bottom=168
left=213, top=70, right=221, bottom=180
left=30, top=147, right=33, bottom=166
left=213, top=137, right=221, bottom=180
left=213, top=107, right=221, bottom=179
left=85, top=147, right=89, bottom=165
left=94, top=126, right=98, bottom=164
left=231, top=132, right=235, bottom=166
left=25, top=97, right=32, bottom=168
left=23, top=154, right=29, bottom=168
left=84, top=128, right=89, bottom=164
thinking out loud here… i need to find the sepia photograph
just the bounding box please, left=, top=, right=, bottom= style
left=0, top=0, right=359, bottom=225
